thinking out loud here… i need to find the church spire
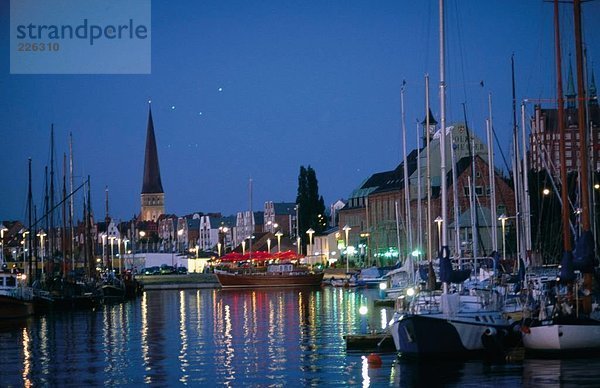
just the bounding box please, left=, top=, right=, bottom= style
left=141, top=105, right=164, bottom=194
left=140, top=104, right=165, bottom=222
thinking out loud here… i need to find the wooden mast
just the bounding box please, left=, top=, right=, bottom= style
left=554, top=0, right=571, bottom=255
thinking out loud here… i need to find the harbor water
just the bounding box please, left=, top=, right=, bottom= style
left=1, top=287, right=599, bottom=386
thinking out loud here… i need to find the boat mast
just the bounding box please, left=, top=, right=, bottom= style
left=554, top=0, right=571, bottom=255
left=86, top=176, right=95, bottom=279
left=425, top=74, right=436, bottom=290
left=50, top=124, right=55, bottom=269
left=401, top=81, right=413, bottom=257
left=416, top=120, right=423, bottom=260
left=62, top=153, right=68, bottom=276
left=425, top=74, right=432, bottom=263
left=521, top=102, right=532, bottom=259
left=573, top=0, right=593, bottom=312
left=69, top=133, right=75, bottom=273
left=44, top=165, right=49, bottom=279
left=511, top=56, right=522, bottom=267
left=487, top=94, right=498, bottom=253
left=27, top=158, right=33, bottom=284
left=450, top=125, right=460, bottom=258
left=438, top=0, right=448, bottom=256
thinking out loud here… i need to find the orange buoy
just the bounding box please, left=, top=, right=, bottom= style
left=367, top=353, right=382, bottom=367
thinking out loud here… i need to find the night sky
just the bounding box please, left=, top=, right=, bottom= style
left=1, top=0, right=599, bottom=223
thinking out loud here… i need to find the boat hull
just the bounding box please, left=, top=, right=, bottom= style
left=102, top=284, right=126, bottom=303
left=523, top=318, right=600, bottom=353
left=0, top=295, right=34, bottom=319
left=216, top=271, right=324, bottom=288
left=390, top=313, right=513, bottom=357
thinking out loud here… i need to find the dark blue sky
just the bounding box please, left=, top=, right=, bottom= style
left=1, top=0, right=599, bottom=222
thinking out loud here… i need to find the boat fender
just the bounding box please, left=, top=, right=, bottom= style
left=483, top=327, right=497, bottom=337
left=366, top=353, right=382, bottom=368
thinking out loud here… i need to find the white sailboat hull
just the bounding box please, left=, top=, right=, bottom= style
left=523, top=322, right=600, bottom=352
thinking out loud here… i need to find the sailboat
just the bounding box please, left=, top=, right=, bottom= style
left=388, top=0, right=516, bottom=357
left=521, top=0, right=600, bottom=353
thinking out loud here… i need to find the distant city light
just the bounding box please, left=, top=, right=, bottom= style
left=218, top=87, right=223, bottom=92
left=171, top=105, right=175, bottom=110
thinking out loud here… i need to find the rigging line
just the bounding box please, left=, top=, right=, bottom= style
left=452, top=0, right=469, bottom=107
left=28, top=178, right=88, bottom=231
left=491, top=126, right=511, bottom=174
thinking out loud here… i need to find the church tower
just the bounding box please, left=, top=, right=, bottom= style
left=140, top=105, right=165, bottom=221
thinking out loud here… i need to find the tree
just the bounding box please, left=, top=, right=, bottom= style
left=296, top=166, right=326, bottom=249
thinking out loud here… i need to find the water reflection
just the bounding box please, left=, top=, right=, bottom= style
left=7, top=288, right=600, bottom=386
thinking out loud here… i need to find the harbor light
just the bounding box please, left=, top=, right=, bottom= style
left=406, top=287, right=415, bottom=297
left=379, top=282, right=387, bottom=290
left=359, top=306, right=368, bottom=316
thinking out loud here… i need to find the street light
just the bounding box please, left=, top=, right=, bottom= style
left=498, top=214, right=508, bottom=262
left=434, top=216, right=443, bottom=251
left=542, top=188, right=551, bottom=196
left=139, top=231, right=146, bottom=253
left=297, top=236, right=301, bottom=255
left=343, top=224, right=351, bottom=273
left=306, top=228, right=315, bottom=258
left=117, top=237, right=122, bottom=274
left=109, top=236, right=115, bottom=270
left=123, top=238, right=129, bottom=271
left=37, top=229, right=47, bottom=277
left=275, top=231, right=283, bottom=253
left=177, top=229, right=184, bottom=253
left=217, top=242, right=222, bottom=257
left=219, top=226, right=229, bottom=254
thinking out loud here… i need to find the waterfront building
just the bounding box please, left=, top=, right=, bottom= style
left=234, top=211, right=264, bottom=247
left=263, top=201, right=296, bottom=236
left=140, top=106, right=165, bottom=222
left=338, top=114, right=515, bottom=265
left=529, top=66, right=599, bottom=174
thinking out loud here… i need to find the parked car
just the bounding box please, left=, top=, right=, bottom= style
left=177, top=266, right=188, bottom=275
left=144, top=266, right=160, bottom=275
left=160, top=265, right=176, bottom=275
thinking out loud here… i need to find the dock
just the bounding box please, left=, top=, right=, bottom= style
left=344, top=332, right=396, bottom=353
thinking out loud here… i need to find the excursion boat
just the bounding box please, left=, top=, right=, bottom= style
left=0, top=272, right=34, bottom=319
left=215, top=263, right=324, bottom=288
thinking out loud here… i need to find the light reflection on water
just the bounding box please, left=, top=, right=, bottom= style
left=2, top=287, right=600, bottom=386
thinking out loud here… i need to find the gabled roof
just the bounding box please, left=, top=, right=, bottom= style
left=141, top=107, right=164, bottom=194
left=373, top=148, right=421, bottom=194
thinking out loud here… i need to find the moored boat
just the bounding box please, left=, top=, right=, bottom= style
left=0, top=272, right=34, bottom=319
left=215, top=263, right=324, bottom=288
left=389, top=290, right=517, bottom=358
